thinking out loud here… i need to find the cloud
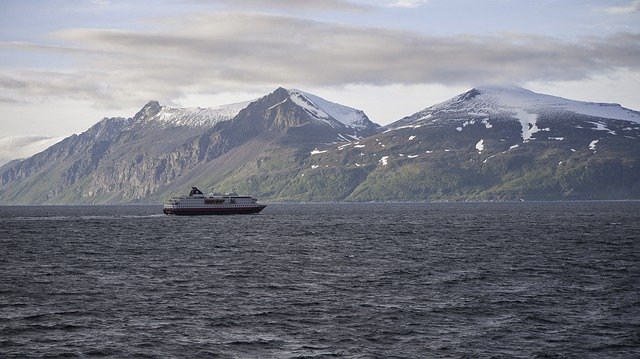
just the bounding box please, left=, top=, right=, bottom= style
left=387, top=0, right=428, bottom=8
left=1, top=13, right=639, bottom=108
left=0, top=96, right=19, bottom=104
left=0, top=135, right=67, bottom=166
left=0, top=71, right=142, bottom=108
left=202, top=0, right=370, bottom=12
left=602, top=0, right=640, bottom=14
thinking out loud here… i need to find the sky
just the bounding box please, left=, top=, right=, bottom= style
left=1, top=0, right=639, bottom=164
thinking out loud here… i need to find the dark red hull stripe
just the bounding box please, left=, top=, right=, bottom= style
left=163, top=206, right=266, bottom=215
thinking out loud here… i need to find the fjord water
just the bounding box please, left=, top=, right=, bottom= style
left=1, top=202, right=639, bottom=357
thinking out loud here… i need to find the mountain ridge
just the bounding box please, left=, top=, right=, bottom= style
left=0, top=87, right=384, bottom=203
left=1, top=86, right=639, bottom=204
left=389, top=86, right=640, bottom=130
left=132, top=99, right=254, bottom=128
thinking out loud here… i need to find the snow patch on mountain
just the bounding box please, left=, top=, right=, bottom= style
left=389, top=85, right=640, bottom=131
left=287, top=89, right=373, bottom=130
left=473, top=86, right=640, bottom=124
left=483, top=154, right=497, bottom=163
left=288, top=91, right=336, bottom=128
left=456, top=119, right=476, bottom=132
left=587, top=121, right=616, bottom=135
left=146, top=101, right=251, bottom=128
left=515, top=109, right=540, bottom=142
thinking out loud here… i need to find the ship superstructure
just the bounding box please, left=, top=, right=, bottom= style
left=163, top=187, right=266, bottom=215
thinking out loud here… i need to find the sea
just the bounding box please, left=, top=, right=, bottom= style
left=1, top=202, right=639, bottom=358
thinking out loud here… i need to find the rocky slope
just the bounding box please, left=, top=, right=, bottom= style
left=1, top=86, right=639, bottom=204
left=0, top=88, right=381, bottom=204
left=279, top=86, right=640, bottom=201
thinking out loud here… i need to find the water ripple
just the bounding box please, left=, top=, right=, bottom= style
left=1, top=202, right=639, bottom=357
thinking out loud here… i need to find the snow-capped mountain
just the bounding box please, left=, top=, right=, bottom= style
left=1, top=85, right=638, bottom=204
left=221, top=87, right=382, bottom=143
left=298, top=86, right=640, bottom=201
left=131, top=89, right=380, bottom=137
left=0, top=87, right=382, bottom=204
left=466, top=86, right=640, bottom=123
left=134, top=100, right=252, bottom=128
left=389, top=86, right=640, bottom=143
left=287, top=89, right=378, bottom=131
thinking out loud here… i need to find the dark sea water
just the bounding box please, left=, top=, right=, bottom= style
left=1, top=202, right=639, bottom=358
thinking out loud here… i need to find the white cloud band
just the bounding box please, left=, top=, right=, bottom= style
left=1, top=13, right=639, bottom=107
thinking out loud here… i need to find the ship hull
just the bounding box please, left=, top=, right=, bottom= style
left=163, top=205, right=266, bottom=216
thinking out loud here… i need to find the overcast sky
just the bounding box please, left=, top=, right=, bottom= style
left=1, top=0, right=639, bottom=163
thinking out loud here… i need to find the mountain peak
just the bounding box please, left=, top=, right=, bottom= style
left=133, top=100, right=163, bottom=122
left=143, top=100, right=161, bottom=109
left=389, top=86, right=640, bottom=130
left=132, top=99, right=251, bottom=128
left=452, top=86, right=536, bottom=103
left=473, top=85, right=529, bottom=93
left=272, top=87, right=290, bottom=98
left=283, top=88, right=379, bottom=131
left=452, top=86, right=640, bottom=122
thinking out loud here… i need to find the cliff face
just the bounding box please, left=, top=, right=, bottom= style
left=1, top=118, right=130, bottom=203
left=0, top=88, right=381, bottom=204
left=215, top=87, right=640, bottom=202
left=2, top=86, right=639, bottom=204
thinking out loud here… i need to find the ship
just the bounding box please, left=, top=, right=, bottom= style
left=163, top=187, right=267, bottom=215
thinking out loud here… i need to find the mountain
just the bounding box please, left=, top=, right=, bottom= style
left=0, top=87, right=381, bottom=204
left=391, top=85, right=640, bottom=131
left=1, top=86, right=639, bottom=204
left=135, top=100, right=253, bottom=128
left=289, top=86, right=639, bottom=201
left=287, top=89, right=379, bottom=134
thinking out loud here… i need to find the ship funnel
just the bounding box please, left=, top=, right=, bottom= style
left=189, top=187, right=204, bottom=196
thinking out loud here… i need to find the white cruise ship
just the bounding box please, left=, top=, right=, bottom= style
left=163, top=187, right=266, bottom=215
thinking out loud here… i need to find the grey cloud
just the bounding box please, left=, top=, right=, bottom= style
left=3, top=13, right=640, bottom=107
left=0, top=71, right=123, bottom=107
left=192, top=0, right=370, bottom=12
left=0, top=135, right=67, bottom=166
left=0, top=96, right=19, bottom=104
left=387, top=0, right=428, bottom=8
left=602, top=1, right=640, bottom=14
